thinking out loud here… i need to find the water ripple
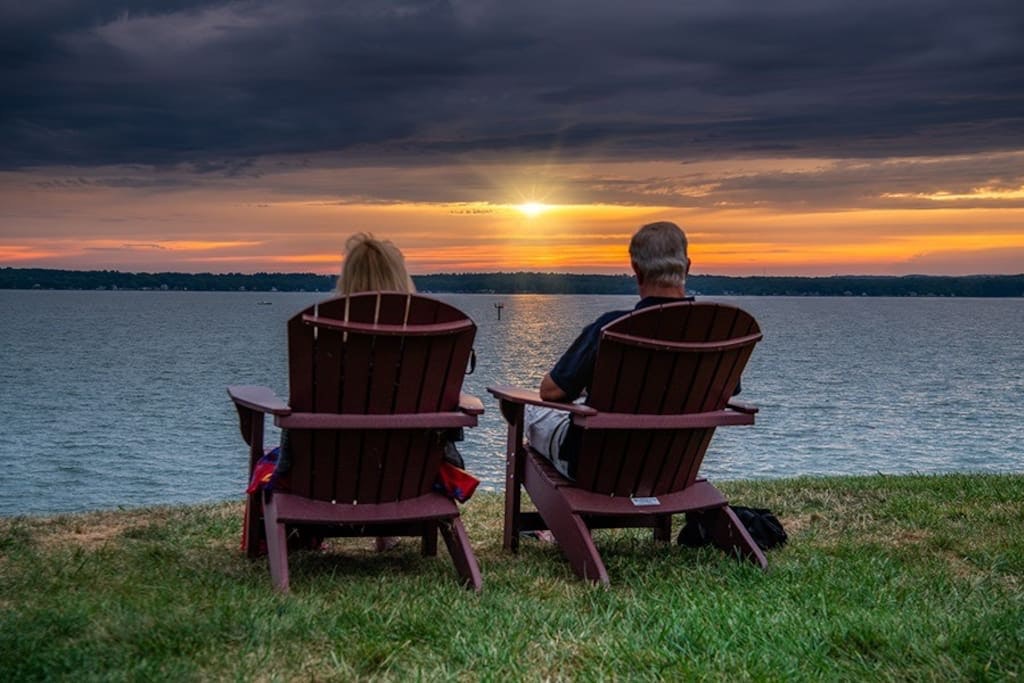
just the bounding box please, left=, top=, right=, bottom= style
left=1, top=291, right=1021, bottom=515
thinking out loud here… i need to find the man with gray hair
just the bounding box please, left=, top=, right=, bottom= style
left=526, top=221, right=693, bottom=479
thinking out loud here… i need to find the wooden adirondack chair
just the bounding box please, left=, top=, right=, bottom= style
left=488, top=301, right=766, bottom=585
left=228, top=292, right=483, bottom=592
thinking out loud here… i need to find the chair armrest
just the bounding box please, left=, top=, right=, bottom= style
left=727, top=399, right=759, bottom=415
left=227, top=385, right=292, bottom=416
left=458, top=392, right=485, bottom=416
left=277, top=412, right=478, bottom=430
left=487, top=385, right=598, bottom=417
left=576, top=409, right=755, bottom=430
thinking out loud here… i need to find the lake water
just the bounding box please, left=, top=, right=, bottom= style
left=1, top=290, right=1021, bottom=516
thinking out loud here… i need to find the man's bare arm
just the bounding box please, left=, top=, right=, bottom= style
left=539, top=373, right=569, bottom=402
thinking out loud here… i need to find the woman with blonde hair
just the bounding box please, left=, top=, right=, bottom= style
left=336, top=232, right=415, bottom=294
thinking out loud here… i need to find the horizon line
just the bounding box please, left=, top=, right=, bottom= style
left=2, top=266, right=1023, bottom=280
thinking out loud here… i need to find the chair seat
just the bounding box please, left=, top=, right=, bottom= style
left=269, top=490, right=460, bottom=526
left=524, top=447, right=729, bottom=516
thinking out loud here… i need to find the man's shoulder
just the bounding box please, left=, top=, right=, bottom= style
left=588, top=296, right=694, bottom=330
left=588, top=308, right=633, bottom=331
left=564, top=307, right=632, bottom=355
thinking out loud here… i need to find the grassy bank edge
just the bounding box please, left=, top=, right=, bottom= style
left=2, top=472, right=1022, bottom=681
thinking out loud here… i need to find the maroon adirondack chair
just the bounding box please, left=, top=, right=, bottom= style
left=488, top=301, right=766, bottom=585
left=228, top=292, right=483, bottom=592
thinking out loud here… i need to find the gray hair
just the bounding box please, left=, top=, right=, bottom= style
left=628, top=221, right=689, bottom=287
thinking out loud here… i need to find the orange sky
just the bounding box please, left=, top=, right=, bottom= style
left=1, top=153, right=1023, bottom=276
left=4, top=1, right=1023, bottom=277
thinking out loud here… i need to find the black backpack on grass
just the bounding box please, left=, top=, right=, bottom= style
left=678, top=506, right=788, bottom=551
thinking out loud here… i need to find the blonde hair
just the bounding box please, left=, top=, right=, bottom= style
left=335, top=233, right=416, bottom=294
left=628, top=221, right=689, bottom=288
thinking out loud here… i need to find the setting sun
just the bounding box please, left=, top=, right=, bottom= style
left=518, top=202, right=549, bottom=217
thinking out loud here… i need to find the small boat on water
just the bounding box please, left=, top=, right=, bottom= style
left=257, top=301, right=273, bottom=305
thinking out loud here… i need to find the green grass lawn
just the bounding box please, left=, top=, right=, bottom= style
left=2, top=473, right=1022, bottom=681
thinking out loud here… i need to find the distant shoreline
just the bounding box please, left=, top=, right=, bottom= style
left=1, top=267, right=1022, bottom=297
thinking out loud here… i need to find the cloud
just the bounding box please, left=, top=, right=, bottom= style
left=1, top=0, right=1021, bottom=169
left=896, top=246, right=1024, bottom=276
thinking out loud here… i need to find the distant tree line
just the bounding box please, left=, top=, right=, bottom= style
left=415, top=272, right=636, bottom=294
left=687, top=274, right=1024, bottom=298
left=0, top=268, right=336, bottom=292
left=2, top=267, right=1022, bottom=297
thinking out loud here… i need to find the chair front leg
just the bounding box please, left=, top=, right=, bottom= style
left=262, top=491, right=291, bottom=592
left=653, top=514, right=672, bottom=543
left=501, top=400, right=526, bottom=552
left=421, top=520, right=439, bottom=557
left=439, top=518, right=483, bottom=592
left=237, top=405, right=268, bottom=558
left=706, top=505, right=768, bottom=570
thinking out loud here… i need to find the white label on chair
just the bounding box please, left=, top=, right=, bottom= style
left=631, top=497, right=660, bottom=506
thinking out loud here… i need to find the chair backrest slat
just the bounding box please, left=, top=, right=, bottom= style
left=575, top=302, right=761, bottom=496
left=285, top=430, right=314, bottom=498
left=284, top=293, right=476, bottom=503
left=313, top=434, right=343, bottom=501
left=336, top=295, right=378, bottom=414
left=613, top=430, right=650, bottom=494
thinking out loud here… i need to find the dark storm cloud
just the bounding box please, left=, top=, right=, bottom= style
left=2, top=0, right=1022, bottom=169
